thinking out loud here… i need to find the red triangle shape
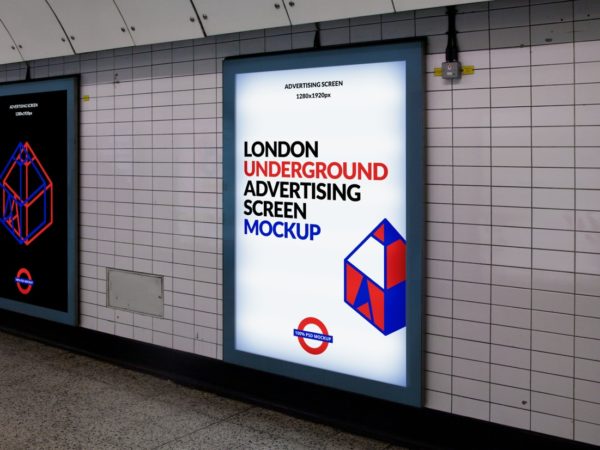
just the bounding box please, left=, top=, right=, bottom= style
left=373, top=224, right=385, bottom=242
left=345, top=263, right=363, bottom=305
left=368, top=280, right=385, bottom=331
left=357, top=302, right=371, bottom=319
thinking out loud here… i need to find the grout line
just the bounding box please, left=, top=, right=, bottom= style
left=528, top=0, right=534, bottom=429
left=572, top=1, right=577, bottom=436
left=450, top=29, right=455, bottom=414
left=487, top=2, right=493, bottom=422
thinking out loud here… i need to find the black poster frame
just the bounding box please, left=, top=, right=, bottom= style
left=0, top=76, right=79, bottom=326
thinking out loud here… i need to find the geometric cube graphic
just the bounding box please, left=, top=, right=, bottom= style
left=344, top=219, right=406, bottom=336
left=1, top=142, right=53, bottom=246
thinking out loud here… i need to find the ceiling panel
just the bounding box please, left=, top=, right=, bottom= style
left=283, top=0, right=394, bottom=25
left=114, top=0, right=204, bottom=46
left=393, top=0, right=490, bottom=12
left=192, top=0, right=290, bottom=36
left=0, top=0, right=72, bottom=61
left=47, top=0, right=133, bottom=54
left=0, top=21, right=22, bottom=65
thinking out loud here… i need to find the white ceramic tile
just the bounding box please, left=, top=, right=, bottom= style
left=491, top=107, right=531, bottom=127
left=491, top=147, right=531, bottom=166
left=533, top=269, right=574, bottom=294
left=454, top=127, right=492, bottom=146
left=492, top=167, right=531, bottom=186
left=454, top=319, right=491, bottom=342
left=454, top=300, right=491, bottom=323
left=532, top=84, right=574, bottom=106
left=491, top=47, right=531, bottom=68
left=532, top=289, right=574, bottom=315
left=493, top=246, right=532, bottom=268
left=533, top=168, right=575, bottom=189
left=575, top=420, right=600, bottom=446
left=452, top=378, right=489, bottom=404
left=535, top=249, right=574, bottom=273
left=454, top=224, right=491, bottom=245
left=532, top=64, right=574, bottom=85
left=491, top=87, right=531, bottom=107
left=533, top=229, right=574, bottom=251
left=454, top=69, right=491, bottom=90
left=532, top=311, right=574, bottom=335
left=453, top=89, right=490, bottom=108
left=491, top=324, right=530, bottom=349
left=490, top=404, right=531, bottom=430
left=492, top=206, right=531, bottom=227
left=491, top=364, right=530, bottom=390
left=491, top=344, right=531, bottom=370
left=575, top=41, right=600, bottom=63
left=492, top=187, right=531, bottom=207
left=454, top=186, right=491, bottom=205
left=532, top=42, right=574, bottom=65
left=532, top=106, right=574, bottom=126
left=575, top=379, right=600, bottom=403
left=492, top=305, right=531, bottom=329
left=576, top=252, right=600, bottom=276
left=453, top=281, right=491, bottom=304
left=454, top=339, right=491, bottom=363
left=532, top=351, right=574, bottom=378
left=491, top=383, right=530, bottom=410
left=532, top=147, right=574, bottom=167
left=532, top=126, right=574, bottom=147
left=576, top=148, right=600, bottom=171
left=492, top=127, right=531, bottom=146
left=575, top=358, right=600, bottom=383
left=576, top=62, right=600, bottom=83
left=453, top=108, right=491, bottom=127
left=454, top=167, right=491, bottom=186
left=425, top=390, right=452, bottom=412
left=575, top=84, right=600, bottom=105
left=492, top=285, right=531, bottom=309
left=492, top=226, right=531, bottom=248
left=575, top=336, right=599, bottom=363
left=576, top=126, right=600, bottom=146
left=575, top=273, right=600, bottom=296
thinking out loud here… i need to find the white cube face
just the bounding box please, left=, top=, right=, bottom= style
left=347, top=236, right=385, bottom=289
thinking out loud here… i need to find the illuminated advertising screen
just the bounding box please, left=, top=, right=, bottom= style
left=0, top=77, right=78, bottom=325
left=223, top=41, right=423, bottom=405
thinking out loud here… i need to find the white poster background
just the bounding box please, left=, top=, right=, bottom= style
left=235, top=61, right=407, bottom=386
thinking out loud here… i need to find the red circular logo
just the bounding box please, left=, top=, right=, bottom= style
left=296, top=317, right=330, bottom=355
left=15, top=268, right=33, bottom=295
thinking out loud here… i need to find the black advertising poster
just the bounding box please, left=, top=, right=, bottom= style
left=0, top=77, right=78, bottom=325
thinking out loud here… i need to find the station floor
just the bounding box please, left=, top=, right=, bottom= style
left=0, top=331, right=408, bottom=449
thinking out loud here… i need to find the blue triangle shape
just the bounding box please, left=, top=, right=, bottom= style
left=354, top=277, right=370, bottom=308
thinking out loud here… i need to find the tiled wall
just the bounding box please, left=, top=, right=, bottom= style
left=0, top=0, right=599, bottom=445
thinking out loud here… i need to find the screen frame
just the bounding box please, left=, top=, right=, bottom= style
left=223, top=39, right=424, bottom=407
left=0, top=76, right=79, bottom=326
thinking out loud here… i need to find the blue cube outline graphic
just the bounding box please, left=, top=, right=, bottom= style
left=343, top=218, right=407, bottom=336
left=0, top=142, right=53, bottom=246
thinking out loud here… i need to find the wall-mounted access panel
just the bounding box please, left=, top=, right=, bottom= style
left=0, top=0, right=72, bottom=61
left=47, top=0, right=133, bottom=54
left=114, top=0, right=205, bottom=46
left=107, top=269, right=164, bottom=317
left=0, top=21, right=22, bottom=65
left=283, top=0, right=394, bottom=26
left=192, top=0, right=290, bottom=36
